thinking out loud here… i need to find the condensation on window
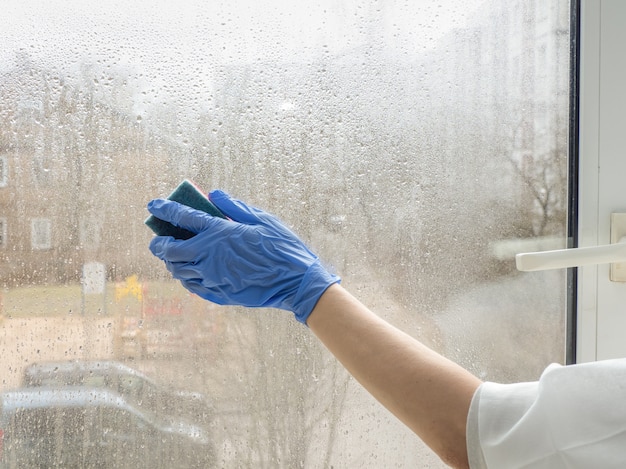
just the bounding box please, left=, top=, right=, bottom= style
left=0, top=0, right=570, bottom=467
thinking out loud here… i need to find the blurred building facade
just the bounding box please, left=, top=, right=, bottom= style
left=0, top=0, right=570, bottom=288
left=0, top=63, right=175, bottom=285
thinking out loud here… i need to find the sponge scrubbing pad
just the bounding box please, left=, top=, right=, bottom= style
left=145, top=179, right=226, bottom=239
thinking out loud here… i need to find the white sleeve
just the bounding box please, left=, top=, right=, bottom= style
left=466, top=358, right=626, bottom=469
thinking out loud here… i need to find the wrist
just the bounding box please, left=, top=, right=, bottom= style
left=293, top=261, right=340, bottom=324
left=305, top=282, right=346, bottom=327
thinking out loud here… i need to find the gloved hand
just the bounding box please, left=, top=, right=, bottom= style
left=147, top=190, right=340, bottom=324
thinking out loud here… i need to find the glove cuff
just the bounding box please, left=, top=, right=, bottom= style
left=292, top=260, right=341, bottom=324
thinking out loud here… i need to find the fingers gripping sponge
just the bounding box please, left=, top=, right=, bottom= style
left=145, top=180, right=226, bottom=239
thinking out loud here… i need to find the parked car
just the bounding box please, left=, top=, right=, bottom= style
left=0, top=387, right=214, bottom=468
left=21, top=360, right=213, bottom=429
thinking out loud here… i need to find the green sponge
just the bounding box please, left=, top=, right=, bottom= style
left=145, top=179, right=226, bottom=239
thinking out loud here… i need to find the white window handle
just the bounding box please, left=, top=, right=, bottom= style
left=515, top=213, right=626, bottom=282
left=515, top=238, right=626, bottom=271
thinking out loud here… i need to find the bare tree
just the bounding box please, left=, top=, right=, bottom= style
left=205, top=311, right=350, bottom=468
left=508, top=145, right=567, bottom=237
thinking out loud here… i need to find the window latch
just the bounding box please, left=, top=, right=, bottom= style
left=516, top=213, right=626, bottom=282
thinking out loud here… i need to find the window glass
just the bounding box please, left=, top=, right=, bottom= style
left=1, top=0, right=571, bottom=467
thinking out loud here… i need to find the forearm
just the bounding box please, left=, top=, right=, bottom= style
left=307, top=284, right=482, bottom=469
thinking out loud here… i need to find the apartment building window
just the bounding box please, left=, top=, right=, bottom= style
left=79, top=217, right=101, bottom=250
left=31, top=218, right=52, bottom=250
left=0, top=156, right=7, bottom=187
left=32, top=155, right=52, bottom=185
left=0, top=218, right=6, bottom=247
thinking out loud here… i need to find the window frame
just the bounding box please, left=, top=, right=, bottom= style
left=575, top=0, right=626, bottom=363
left=566, top=0, right=581, bottom=365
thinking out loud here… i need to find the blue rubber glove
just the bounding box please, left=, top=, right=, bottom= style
left=147, top=190, right=340, bottom=324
